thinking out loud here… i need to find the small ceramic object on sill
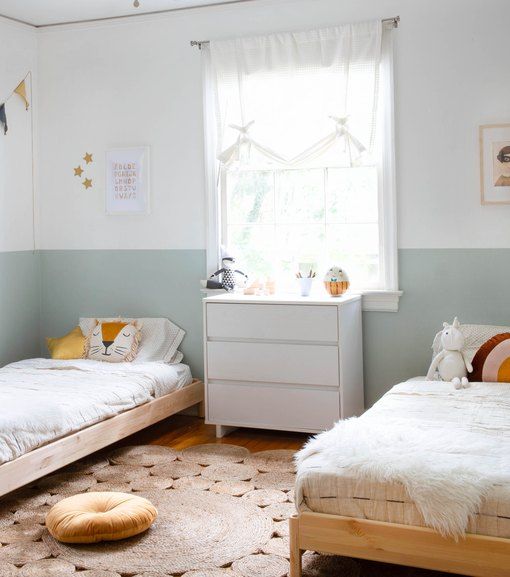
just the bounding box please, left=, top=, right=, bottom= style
left=244, top=277, right=275, bottom=296
left=324, top=266, right=350, bottom=297
left=265, top=278, right=276, bottom=295
left=298, top=277, right=313, bottom=297
left=296, top=270, right=316, bottom=297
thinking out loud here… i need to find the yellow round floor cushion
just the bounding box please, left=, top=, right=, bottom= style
left=46, top=492, right=158, bottom=543
left=46, top=326, right=86, bottom=360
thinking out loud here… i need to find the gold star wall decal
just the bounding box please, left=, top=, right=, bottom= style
left=82, top=178, right=93, bottom=189
left=74, top=165, right=84, bottom=177
left=83, top=152, right=93, bottom=164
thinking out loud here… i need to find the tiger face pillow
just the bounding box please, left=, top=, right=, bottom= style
left=85, top=320, right=141, bottom=363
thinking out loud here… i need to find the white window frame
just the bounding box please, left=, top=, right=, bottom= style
left=202, top=30, right=402, bottom=312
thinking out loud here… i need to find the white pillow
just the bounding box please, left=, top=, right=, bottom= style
left=432, top=323, right=510, bottom=362
left=79, top=317, right=185, bottom=364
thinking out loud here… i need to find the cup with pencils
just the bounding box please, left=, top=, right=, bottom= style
left=296, top=269, right=316, bottom=297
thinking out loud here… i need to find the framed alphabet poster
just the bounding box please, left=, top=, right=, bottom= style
left=106, top=147, right=150, bottom=214
left=480, top=124, right=510, bottom=204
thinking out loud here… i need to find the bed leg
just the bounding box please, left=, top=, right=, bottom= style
left=289, top=515, right=303, bottom=577
left=197, top=401, right=205, bottom=418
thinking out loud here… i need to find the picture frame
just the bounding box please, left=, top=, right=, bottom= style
left=479, top=124, right=510, bottom=204
left=106, top=147, right=150, bottom=214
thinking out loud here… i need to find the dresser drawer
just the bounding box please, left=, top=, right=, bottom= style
left=206, top=303, right=338, bottom=343
left=207, top=341, right=339, bottom=387
left=207, top=382, right=340, bottom=432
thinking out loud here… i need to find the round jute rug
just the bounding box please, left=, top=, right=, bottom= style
left=0, top=443, right=458, bottom=577
left=44, top=490, right=273, bottom=575
left=108, top=445, right=179, bottom=467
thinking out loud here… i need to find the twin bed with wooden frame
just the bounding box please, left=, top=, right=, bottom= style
left=289, top=510, right=510, bottom=577
left=0, top=358, right=204, bottom=497
left=290, top=377, right=510, bottom=577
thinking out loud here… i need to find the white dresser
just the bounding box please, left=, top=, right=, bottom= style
left=203, top=293, right=364, bottom=437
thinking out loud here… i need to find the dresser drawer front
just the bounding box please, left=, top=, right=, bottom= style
left=207, top=341, right=339, bottom=387
left=207, top=382, right=340, bottom=432
left=206, top=303, right=338, bottom=343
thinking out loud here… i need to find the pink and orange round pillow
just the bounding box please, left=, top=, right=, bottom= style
left=470, top=333, right=510, bottom=382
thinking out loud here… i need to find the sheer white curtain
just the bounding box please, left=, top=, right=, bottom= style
left=209, top=21, right=382, bottom=169
left=202, top=21, right=399, bottom=305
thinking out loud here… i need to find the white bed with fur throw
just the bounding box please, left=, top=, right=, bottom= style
left=290, top=378, right=510, bottom=577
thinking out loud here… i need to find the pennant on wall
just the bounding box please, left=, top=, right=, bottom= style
left=0, top=104, right=7, bottom=135
left=14, top=80, right=29, bottom=110
left=0, top=73, right=31, bottom=136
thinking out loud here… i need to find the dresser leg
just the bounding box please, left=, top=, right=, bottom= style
left=215, top=425, right=237, bottom=438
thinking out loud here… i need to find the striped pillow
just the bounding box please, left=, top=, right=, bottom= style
left=470, top=333, right=510, bottom=382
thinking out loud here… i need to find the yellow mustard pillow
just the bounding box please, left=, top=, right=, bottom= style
left=46, top=492, right=157, bottom=543
left=46, top=326, right=86, bottom=360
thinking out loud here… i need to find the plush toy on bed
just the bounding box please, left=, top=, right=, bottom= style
left=427, top=317, right=473, bottom=389
left=85, top=320, right=141, bottom=363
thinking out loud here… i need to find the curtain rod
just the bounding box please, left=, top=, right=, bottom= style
left=191, top=15, right=399, bottom=48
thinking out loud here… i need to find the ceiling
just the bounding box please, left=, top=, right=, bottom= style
left=0, top=0, right=252, bottom=27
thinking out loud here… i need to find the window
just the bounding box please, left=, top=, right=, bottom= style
left=204, top=21, right=399, bottom=307
left=223, top=166, right=379, bottom=290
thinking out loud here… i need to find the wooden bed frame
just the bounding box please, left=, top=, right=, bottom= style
left=0, top=378, right=204, bottom=497
left=289, top=512, right=510, bottom=577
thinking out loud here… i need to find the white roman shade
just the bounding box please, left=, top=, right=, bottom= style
left=209, top=21, right=382, bottom=168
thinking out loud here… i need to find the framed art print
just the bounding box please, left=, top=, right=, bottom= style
left=106, top=147, right=150, bottom=214
left=480, top=124, right=510, bottom=204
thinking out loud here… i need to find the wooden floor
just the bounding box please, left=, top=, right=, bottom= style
left=120, top=414, right=309, bottom=452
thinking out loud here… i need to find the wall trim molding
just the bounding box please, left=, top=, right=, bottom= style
left=18, top=0, right=258, bottom=31
left=0, top=14, right=35, bottom=29
left=362, top=290, right=403, bottom=312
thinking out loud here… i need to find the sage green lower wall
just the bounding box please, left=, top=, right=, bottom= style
left=0, top=251, right=41, bottom=366
left=36, top=248, right=510, bottom=407
left=40, top=250, right=206, bottom=378
left=363, top=248, right=510, bottom=405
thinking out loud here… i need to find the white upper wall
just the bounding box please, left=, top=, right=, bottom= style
left=36, top=0, right=510, bottom=250
left=0, top=17, right=37, bottom=252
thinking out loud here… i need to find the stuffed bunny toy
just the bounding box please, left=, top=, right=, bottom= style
left=426, top=317, right=473, bottom=389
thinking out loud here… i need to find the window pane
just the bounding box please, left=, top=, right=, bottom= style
left=276, top=169, right=324, bottom=224
left=275, top=224, right=325, bottom=275
left=227, top=225, right=275, bottom=279
left=327, top=223, right=379, bottom=287
left=224, top=168, right=382, bottom=290
left=327, top=167, right=378, bottom=223
left=226, top=171, right=274, bottom=225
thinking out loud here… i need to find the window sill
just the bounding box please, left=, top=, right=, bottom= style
left=361, top=290, right=403, bottom=312
left=201, top=287, right=403, bottom=312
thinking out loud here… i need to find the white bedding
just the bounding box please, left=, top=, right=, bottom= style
left=0, top=358, right=192, bottom=465
left=296, top=379, right=510, bottom=538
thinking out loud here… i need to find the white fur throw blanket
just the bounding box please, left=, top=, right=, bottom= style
left=295, top=380, right=510, bottom=538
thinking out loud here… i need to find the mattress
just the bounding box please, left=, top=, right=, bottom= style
left=0, top=358, right=192, bottom=465
left=296, top=379, right=510, bottom=538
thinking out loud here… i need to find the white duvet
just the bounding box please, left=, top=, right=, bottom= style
left=0, top=358, right=192, bottom=466
left=296, top=380, right=510, bottom=538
